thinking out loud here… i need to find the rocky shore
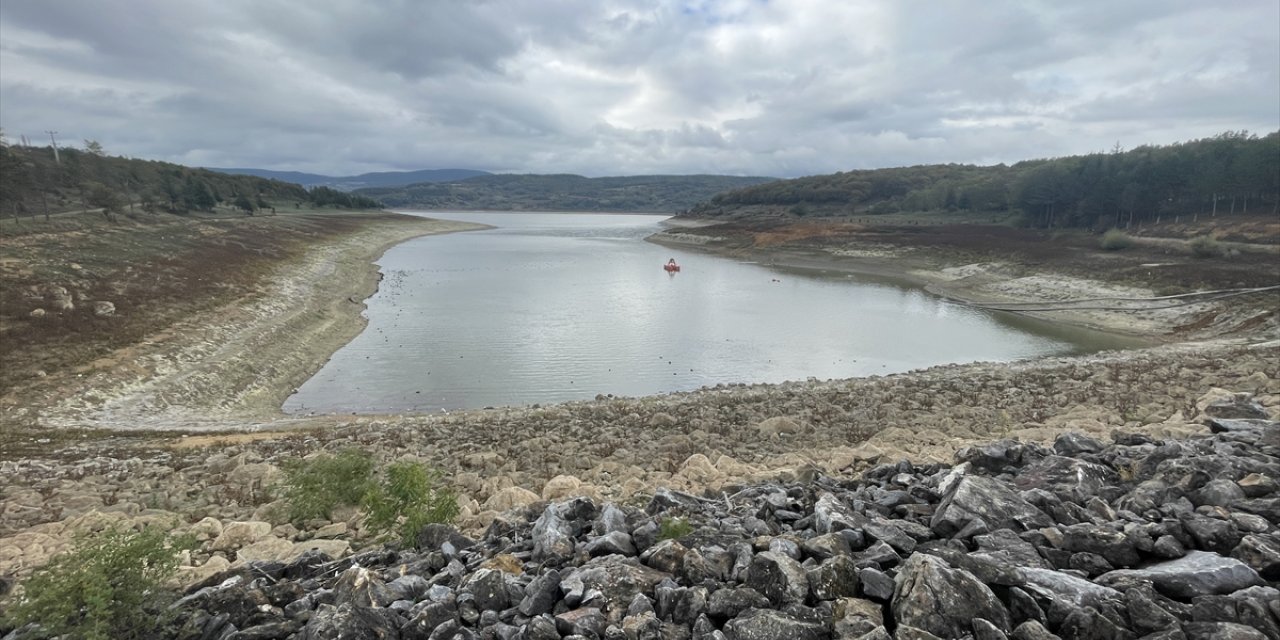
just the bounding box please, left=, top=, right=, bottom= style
left=2, top=213, right=1277, bottom=637
left=9, top=388, right=1275, bottom=639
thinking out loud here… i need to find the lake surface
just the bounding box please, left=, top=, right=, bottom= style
left=284, top=212, right=1135, bottom=414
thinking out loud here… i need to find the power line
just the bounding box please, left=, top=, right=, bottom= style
left=45, top=130, right=60, bottom=164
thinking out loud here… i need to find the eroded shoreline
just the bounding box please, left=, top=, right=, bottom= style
left=12, top=215, right=489, bottom=432
left=2, top=213, right=1279, bottom=598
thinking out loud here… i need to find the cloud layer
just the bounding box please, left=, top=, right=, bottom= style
left=2, top=0, right=1277, bottom=177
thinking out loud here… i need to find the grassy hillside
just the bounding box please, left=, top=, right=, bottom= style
left=688, top=131, right=1280, bottom=230
left=0, top=143, right=380, bottom=220
left=0, top=207, right=427, bottom=397
left=358, top=173, right=776, bottom=212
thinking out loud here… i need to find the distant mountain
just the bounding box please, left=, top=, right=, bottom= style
left=357, top=174, right=777, bottom=213
left=207, top=167, right=492, bottom=191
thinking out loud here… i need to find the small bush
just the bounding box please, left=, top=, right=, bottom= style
left=2, top=526, right=194, bottom=640
left=279, top=448, right=376, bottom=522
left=658, top=516, right=693, bottom=541
left=363, top=461, right=460, bottom=545
left=1189, top=235, right=1224, bottom=258
left=1099, top=228, right=1133, bottom=251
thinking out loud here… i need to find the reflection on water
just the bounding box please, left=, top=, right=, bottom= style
left=284, top=211, right=1138, bottom=414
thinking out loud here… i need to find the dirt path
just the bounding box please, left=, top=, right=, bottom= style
left=27, top=217, right=487, bottom=431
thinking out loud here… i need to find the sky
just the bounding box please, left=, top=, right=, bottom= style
left=1, top=1, right=1277, bottom=178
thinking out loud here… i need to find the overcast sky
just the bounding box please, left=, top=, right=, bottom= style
left=2, top=1, right=1277, bottom=178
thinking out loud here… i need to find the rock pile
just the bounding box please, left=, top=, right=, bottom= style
left=153, top=394, right=1276, bottom=639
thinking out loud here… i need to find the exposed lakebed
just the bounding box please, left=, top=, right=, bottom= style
left=284, top=212, right=1137, bottom=414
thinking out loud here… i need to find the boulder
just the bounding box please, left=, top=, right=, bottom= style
left=892, top=553, right=1010, bottom=639
left=814, top=492, right=867, bottom=534
left=1019, top=567, right=1123, bottom=610
left=931, top=475, right=1051, bottom=538
left=235, top=536, right=294, bottom=564
left=1230, top=534, right=1280, bottom=580
left=807, top=554, right=860, bottom=601
left=211, top=521, right=272, bottom=551
left=723, top=608, right=826, bottom=640
left=708, top=586, right=770, bottom=619
left=746, top=550, right=810, bottom=606
left=541, top=474, right=584, bottom=500
left=1097, top=551, right=1264, bottom=599
left=1202, top=394, right=1271, bottom=420
left=300, top=604, right=401, bottom=640
left=483, top=486, right=541, bottom=512
left=518, top=569, right=562, bottom=616
left=559, top=555, right=669, bottom=614
left=584, top=530, right=637, bottom=557
left=531, top=504, right=576, bottom=564
left=1053, top=432, right=1105, bottom=456
left=756, top=416, right=803, bottom=437
left=463, top=568, right=508, bottom=611
left=1058, top=523, right=1141, bottom=568
left=1014, top=456, right=1119, bottom=504
left=332, top=565, right=396, bottom=608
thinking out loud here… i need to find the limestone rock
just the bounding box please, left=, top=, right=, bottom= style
left=745, top=550, right=810, bottom=606
left=211, top=520, right=272, bottom=551
left=723, top=608, right=826, bottom=640
left=931, top=474, right=1051, bottom=537
left=1097, top=550, right=1264, bottom=599
left=542, top=475, right=584, bottom=501
left=484, top=486, right=541, bottom=512
left=892, top=553, right=1010, bottom=638
left=756, top=416, right=802, bottom=437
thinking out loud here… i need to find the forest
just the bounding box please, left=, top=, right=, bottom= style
left=356, top=173, right=775, bottom=212
left=691, top=131, right=1280, bottom=229
left=0, top=141, right=380, bottom=221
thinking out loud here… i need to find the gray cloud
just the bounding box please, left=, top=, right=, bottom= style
left=1, top=0, right=1276, bottom=177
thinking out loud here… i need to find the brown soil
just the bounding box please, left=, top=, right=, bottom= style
left=0, top=209, right=487, bottom=433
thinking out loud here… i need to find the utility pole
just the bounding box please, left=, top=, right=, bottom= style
left=45, top=130, right=60, bottom=164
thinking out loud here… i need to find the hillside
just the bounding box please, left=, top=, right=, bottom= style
left=687, top=131, right=1280, bottom=230
left=207, top=167, right=491, bottom=191
left=0, top=144, right=381, bottom=218
left=358, top=173, right=776, bottom=212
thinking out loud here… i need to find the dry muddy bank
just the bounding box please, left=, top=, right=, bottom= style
left=4, top=214, right=488, bottom=432
left=648, top=223, right=1280, bottom=340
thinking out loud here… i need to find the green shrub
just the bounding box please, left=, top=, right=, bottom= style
left=362, top=461, right=460, bottom=545
left=279, top=448, right=376, bottom=522
left=1189, top=235, right=1224, bottom=258
left=1100, top=228, right=1133, bottom=251
left=3, top=526, right=194, bottom=640
left=658, top=516, right=693, bottom=541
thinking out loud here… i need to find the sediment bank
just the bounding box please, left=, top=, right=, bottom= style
left=3, top=214, right=488, bottom=432
left=2, top=212, right=1278, bottom=636
left=647, top=221, right=1280, bottom=340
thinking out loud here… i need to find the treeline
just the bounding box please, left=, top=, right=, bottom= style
left=691, top=131, right=1280, bottom=229
left=0, top=141, right=380, bottom=220
left=357, top=173, right=776, bottom=212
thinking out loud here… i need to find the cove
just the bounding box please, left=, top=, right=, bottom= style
left=284, top=211, right=1137, bottom=414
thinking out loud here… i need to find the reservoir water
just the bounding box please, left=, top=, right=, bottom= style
left=284, top=211, right=1136, bottom=414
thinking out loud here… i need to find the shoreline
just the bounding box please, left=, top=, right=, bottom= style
left=22, top=215, right=489, bottom=432
left=20, top=213, right=1259, bottom=433
left=2, top=213, right=1277, bottom=588
left=647, top=226, right=1276, bottom=341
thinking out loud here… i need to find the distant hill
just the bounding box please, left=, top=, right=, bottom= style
left=208, top=167, right=492, bottom=191
left=685, top=130, right=1280, bottom=230
left=358, top=174, right=777, bottom=213
left=0, top=145, right=382, bottom=217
